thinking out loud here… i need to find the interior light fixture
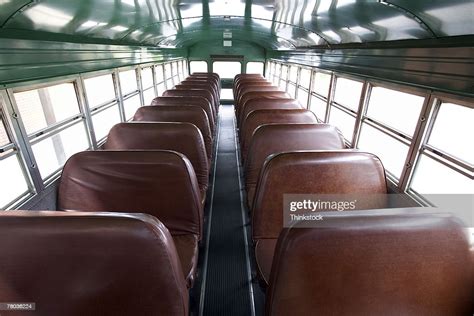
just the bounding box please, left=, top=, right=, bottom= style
left=223, top=40, right=232, bottom=47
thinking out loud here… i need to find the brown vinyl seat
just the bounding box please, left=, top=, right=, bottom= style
left=266, top=209, right=474, bottom=315
left=163, top=89, right=217, bottom=114
left=104, top=122, right=209, bottom=204
left=244, top=124, right=345, bottom=209
left=133, top=106, right=213, bottom=162
left=174, top=85, right=219, bottom=110
left=234, top=80, right=272, bottom=100
left=237, top=91, right=290, bottom=115
left=58, top=150, right=202, bottom=288
left=252, top=151, right=388, bottom=286
left=237, top=98, right=302, bottom=128
left=151, top=96, right=215, bottom=130
left=0, top=211, right=190, bottom=316
left=181, top=79, right=219, bottom=99
left=239, top=109, right=318, bottom=162
left=236, top=86, right=280, bottom=107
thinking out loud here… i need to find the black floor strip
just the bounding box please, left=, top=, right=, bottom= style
left=200, top=104, right=254, bottom=316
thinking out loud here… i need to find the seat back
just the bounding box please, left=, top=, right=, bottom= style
left=58, top=150, right=203, bottom=238
left=163, top=89, right=215, bottom=112
left=179, top=81, right=218, bottom=97
left=133, top=105, right=213, bottom=161
left=104, top=122, right=209, bottom=200
left=238, top=91, right=290, bottom=114
left=0, top=211, right=189, bottom=316
left=237, top=86, right=280, bottom=106
left=174, top=85, right=218, bottom=109
left=238, top=98, right=302, bottom=128
left=235, top=81, right=273, bottom=100
left=240, top=109, right=318, bottom=161
left=151, top=96, right=215, bottom=128
left=245, top=124, right=345, bottom=208
left=266, top=210, right=474, bottom=316
left=252, top=151, right=387, bottom=240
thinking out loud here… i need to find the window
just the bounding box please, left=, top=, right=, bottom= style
left=213, top=61, right=241, bottom=79
left=92, top=105, right=121, bottom=140
left=333, top=77, right=363, bottom=110
left=83, top=74, right=116, bottom=108
left=157, top=82, right=166, bottom=96
left=141, top=67, right=154, bottom=89
left=313, top=72, right=331, bottom=97
left=409, top=100, right=473, bottom=194
left=141, top=67, right=156, bottom=105
left=300, top=69, right=311, bottom=88
left=358, top=123, right=409, bottom=179
left=119, top=69, right=138, bottom=95
left=410, top=155, right=473, bottom=194
left=289, top=66, right=298, bottom=83
left=123, top=94, right=141, bottom=120
left=310, top=95, right=327, bottom=121
left=367, top=87, right=424, bottom=136
left=287, top=83, right=296, bottom=98
left=190, top=61, right=208, bottom=73
left=246, top=62, right=264, bottom=75
left=0, top=100, right=30, bottom=209
left=327, top=77, right=360, bottom=144
left=221, top=89, right=233, bottom=100
left=297, top=89, right=308, bottom=108
left=14, top=81, right=90, bottom=180
left=84, top=74, right=121, bottom=141
left=155, top=65, right=165, bottom=83
left=329, top=106, right=356, bottom=142
left=427, top=102, right=473, bottom=164
left=15, top=83, right=81, bottom=135
left=31, top=121, right=89, bottom=179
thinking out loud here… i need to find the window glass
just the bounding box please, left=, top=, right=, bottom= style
left=221, top=89, right=233, bottom=100
left=143, top=88, right=156, bottom=105
left=288, top=83, right=297, bottom=99
left=164, top=63, right=172, bottom=78
left=358, top=123, right=409, bottom=179
left=280, top=65, right=288, bottom=80
left=213, top=61, right=241, bottom=79
left=155, top=65, right=164, bottom=82
left=297, top=89, right=308, bottom=108
left=275, top=64, right=281, bottom=77
left=313, top=72, right=331, bottom=97
left=166, top=79, right=174, bottom=89
left=119, top=70, right=138, bottom=94
left=428, top=102, right=473, bottom=164
left=171, top=62, right=177, bottom=77
left=367, top=87, right=424, bottom=136
left=334, top=77, right=363, bottom=110
left=0, top=117, right=10, bottom=147
left=289, top=66, right=298, bottom=83
left=328, top=106, right=356, bottom=142
left=0, top=154, right=29, bottom=208
left=123, top=95, right=141, bottom=120
left=190, top=61, right=208, bottom=74
left=157, top=83, right=166, bottom=96
left=141, top=67, right=154, bottom=88
left=310, top=95, right=327, bottom=121
left=246, top=62, right=264, bottom=75
left=278, top=78, right=287, bottom=90
left=32, top=121, right=89, bottom=179
left=410, top=155, right=473, bottom=194
left=300, top=69, right=311, bottom=88
left=84, top=74, right=116, bottom=108
left=92, top=105, right=121, bottom=140
left=15, top=83, right=80, bottom=135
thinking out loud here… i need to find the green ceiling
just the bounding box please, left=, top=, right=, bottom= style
left=0, top=0, right=473, bottom=51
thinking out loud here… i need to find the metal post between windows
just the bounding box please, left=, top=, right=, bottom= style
left=113, top=69, right=127, bottom=122
left=76, top=75, right=98, bottom=150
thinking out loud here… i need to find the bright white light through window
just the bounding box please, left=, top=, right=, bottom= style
left=367, top=87, right=424, bottom=136
left=334, top=77, right=363, bottom=110
left=246, top=62, right=264, bottom=75
left=313, top=72, right=331, bottom=97
left=213, top=61, right=241, bottom=79
left=190, top=61, right=208, bottom=73
left=84, top=74, right=116, bottom=108
left=119, top=70, right=138, bottom=95
left=92, top=105, right=121, bottom=140
left=0, top=154, right=29, bottom=208
left=328, top=106, right=356, bottom=142
left=141, top=68, right=154, bottom=88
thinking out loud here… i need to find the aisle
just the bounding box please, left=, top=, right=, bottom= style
left=199, top=104, right=255, bottom=316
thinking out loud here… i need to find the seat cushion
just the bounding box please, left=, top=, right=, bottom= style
left=255, top=238, right=278, bottom=287
left=172, top=234, right=199, bottom=288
